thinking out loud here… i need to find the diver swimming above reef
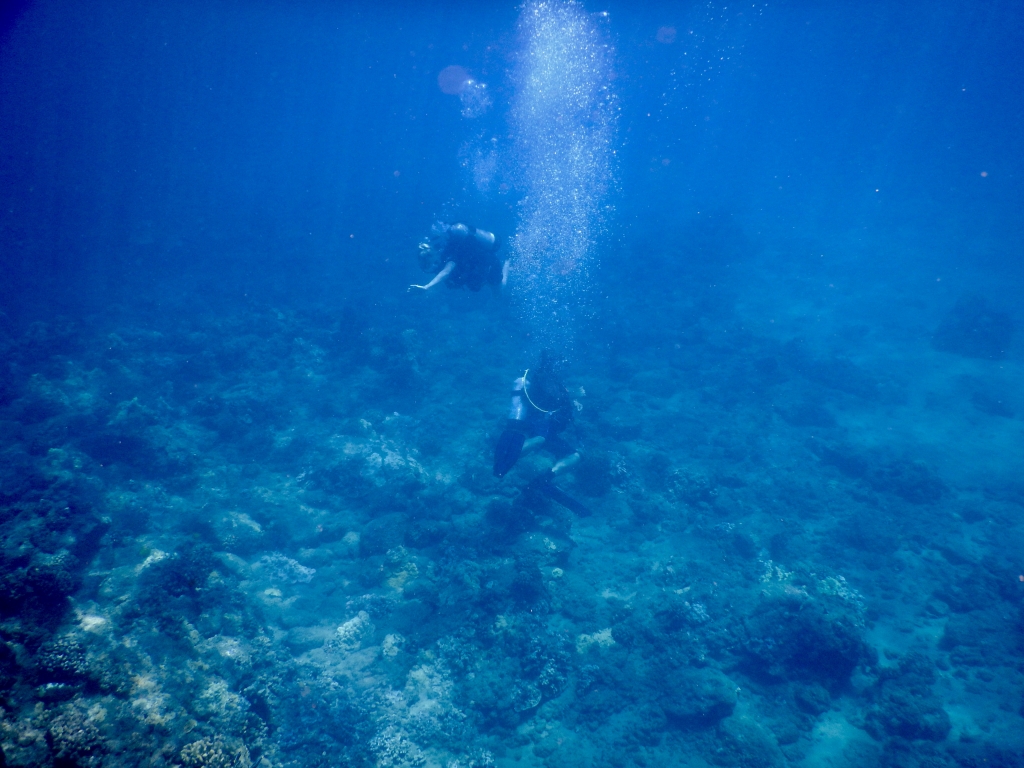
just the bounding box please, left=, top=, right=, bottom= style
left=493, top=351, right=588, bottom=515
left=409, top=221, right=509, bottom=292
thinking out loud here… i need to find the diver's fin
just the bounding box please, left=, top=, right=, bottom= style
left=494, top=430, right=526, bottom=477
left=533, top=479, right=591, bottom=516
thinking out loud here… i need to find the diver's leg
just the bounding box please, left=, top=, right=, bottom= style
left=522, top=436, right=546, bottom=454
left=544, top=435, right=580, bottom=475
left=551, top=452, right=580, bottom=475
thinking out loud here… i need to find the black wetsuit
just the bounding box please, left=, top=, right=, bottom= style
left=437, top=224, right=502, bottom=292
left=519, top=372, right=574, bottom=457
left=493, top=366, right=575, bottom=478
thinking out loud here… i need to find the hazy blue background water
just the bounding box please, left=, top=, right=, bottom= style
left=2, top=0, right=1020, bottom=325
left=2, top=4, right=1024, bottom=766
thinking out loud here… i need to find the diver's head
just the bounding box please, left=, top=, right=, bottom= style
left=425, top=221, right=454, bottom=250
left=424, top=221, right=453, bottom=258
left=417, top=241, right=435, bottom=271
left=536, top=349, right=569, bottom=378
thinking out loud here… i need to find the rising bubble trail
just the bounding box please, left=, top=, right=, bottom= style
left=509, top=1, right=617, bottom=351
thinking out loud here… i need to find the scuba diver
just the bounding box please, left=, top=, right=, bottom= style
left=493, top=351, right=589, bottom=515
left=409, top=221, right=510, bottom=292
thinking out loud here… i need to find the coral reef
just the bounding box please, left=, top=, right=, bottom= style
left=933, top=294, right=1015, bottom=359
left=0, top=285, right=1020, bottom=768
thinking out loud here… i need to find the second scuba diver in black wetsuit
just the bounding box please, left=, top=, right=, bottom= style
left=410, top=222, right=510, bottom=293
left=493, top=352, right=587, bottom=513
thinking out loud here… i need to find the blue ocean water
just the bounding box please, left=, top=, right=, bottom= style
left=0, top=1, right=1022, bottom=766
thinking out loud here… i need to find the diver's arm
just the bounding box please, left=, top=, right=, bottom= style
left=409, top=261, right=455, bottom=291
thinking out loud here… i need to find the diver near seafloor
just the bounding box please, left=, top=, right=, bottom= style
left=493, top=350, right=590, bottom=516
left=409, top=221, right=510, bottom=292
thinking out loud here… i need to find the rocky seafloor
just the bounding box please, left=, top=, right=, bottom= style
left=1, top=248, right=1022, bottom=768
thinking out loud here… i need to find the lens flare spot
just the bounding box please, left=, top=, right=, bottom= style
left=437, top=65, right=470, bottom=95
left=656, top=26, right=677, bottom=44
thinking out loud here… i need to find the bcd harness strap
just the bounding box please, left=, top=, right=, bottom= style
left=521, top=369, right=558, bottom=414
